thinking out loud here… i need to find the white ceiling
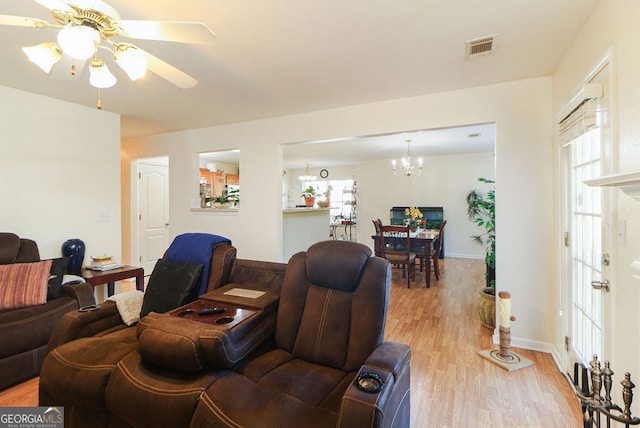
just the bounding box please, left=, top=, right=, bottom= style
left=282, top=123, right=496, bottom=169
left=0, top=0, right=599, bottom=166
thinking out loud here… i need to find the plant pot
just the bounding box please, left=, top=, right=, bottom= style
left=212, top=201, right=233, bottom=208
left=477, top=287, right=496, bottom=330
left=304, top=197, right=315, bottom=207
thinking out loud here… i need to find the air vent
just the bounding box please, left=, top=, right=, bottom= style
left=465, top=35, right=497, bottom=59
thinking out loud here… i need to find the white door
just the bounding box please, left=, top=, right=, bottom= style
left=561, top=61, right=613, bottom=372
left=138, top=161, right=170, bottom=274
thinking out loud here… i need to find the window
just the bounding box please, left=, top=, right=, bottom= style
left=197, top=150, right=240, bottom=209
left=302, top=179, right=355, bottom=219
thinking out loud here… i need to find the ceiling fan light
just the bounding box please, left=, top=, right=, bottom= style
left=22, top=42, right=62, bottom=73
left=114, top=46, right=147, bottom=80
left=58, top=26, right=99, bottom=60
left=89, top=58, right=117, bottom=88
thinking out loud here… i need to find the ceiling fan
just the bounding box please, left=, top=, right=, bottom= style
left=0, top=0, right=216, bottom=90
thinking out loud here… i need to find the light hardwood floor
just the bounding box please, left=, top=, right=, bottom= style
left=0, top=258, right=582, bottom=427
left=385, top=257, right=582, bottom=427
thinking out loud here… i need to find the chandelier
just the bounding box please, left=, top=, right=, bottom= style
left=392, top=139, right=423, bottom=176
left=298, top=164, right=317, bottom=182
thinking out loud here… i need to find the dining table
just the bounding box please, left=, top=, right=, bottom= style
left=371, top=228, right=439, bottom=288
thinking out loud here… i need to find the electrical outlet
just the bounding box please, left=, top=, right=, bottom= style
left=98, top=210, right=110, bottom=222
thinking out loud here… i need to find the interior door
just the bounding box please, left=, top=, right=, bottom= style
left=561, top=62, right=613, bottom=372
left=138, top=161, right=169, bottom=274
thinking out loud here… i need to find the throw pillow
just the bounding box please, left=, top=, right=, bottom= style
left=139, top=259, right=203, bottom=318
left=0, top=260, right=53, bottom=310
left=47, top=257, right=70, bottom=300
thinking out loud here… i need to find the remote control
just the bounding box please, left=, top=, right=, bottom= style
left=198, top=307, right=226, bottom=315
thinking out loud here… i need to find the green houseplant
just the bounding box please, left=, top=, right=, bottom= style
left=466, top=178, right=496, bottom=329
left=301, top=185, right=319, bottom=207
left=212, top=187, right=239, bottom=207
left=466, top=178, right=495, bottom=286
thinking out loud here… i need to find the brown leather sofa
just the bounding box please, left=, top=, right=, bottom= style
left=40, top=241, right=410, bottom=427
left=0, top=232, right=95, bottom=390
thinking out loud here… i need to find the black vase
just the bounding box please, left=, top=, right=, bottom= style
left=62, top=238, right=86, bottom=273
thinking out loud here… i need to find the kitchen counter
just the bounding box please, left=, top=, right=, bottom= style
left=282, top=207, right=332, bottom=214
left=282, top=207, right=331, bottom=261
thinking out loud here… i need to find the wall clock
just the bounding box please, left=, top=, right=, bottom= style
left=320, top=169, right=329, bottom=178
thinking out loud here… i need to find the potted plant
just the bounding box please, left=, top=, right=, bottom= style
left=301, top=185, right=319, bottom=207
left=212, top=187, right=239, bottom=208
left=404, top=206, right=423, bottom=232
left=466, top=178, right=495, bottom=329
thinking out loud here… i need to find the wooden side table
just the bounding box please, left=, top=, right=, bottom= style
left=78, top=265, right=144, bottom=297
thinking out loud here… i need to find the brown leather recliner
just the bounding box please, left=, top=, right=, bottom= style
left=188, top=240, right=410, bottom=427
left=39, top=242, right=285, bottom=427
left=40, top=241, right=410, bottom=427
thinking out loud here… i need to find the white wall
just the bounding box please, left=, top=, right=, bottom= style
left=122, top=76, right=554, bottom=348
left=0, top=86, right=121, bottom=266
left=553, top=0, right=640, bottom=409
left=356, top=152, right=495, bottom=258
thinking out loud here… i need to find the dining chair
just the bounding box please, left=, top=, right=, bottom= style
left=416, top=220, right=447, bottom=280
left=379, top=225, right=416, bottom=288
left=431, top=220, right=447, bottom=279
left=372, top=219, right=383, bottom=256
left=410, top=232, right=425, bottom=273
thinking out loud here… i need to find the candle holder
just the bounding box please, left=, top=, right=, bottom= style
left=478, top=290, right=534, bottom=371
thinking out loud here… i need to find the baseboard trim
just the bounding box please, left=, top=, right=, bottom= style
left=444, top=253, right=484, bottom=260
left=490, top=334, right=553, bottom=352
left=491, top=333, right=561, bottom=367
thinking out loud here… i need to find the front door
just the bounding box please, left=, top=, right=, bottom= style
left=561, top=60, right=613, bottom=371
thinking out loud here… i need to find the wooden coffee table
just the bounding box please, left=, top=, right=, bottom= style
left=78, top=265, right=144, bottom=297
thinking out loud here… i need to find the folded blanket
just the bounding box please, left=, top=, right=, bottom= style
left=62, top=274, right=85, bottom=285
left=165, top=233, right=231, bottom=301
left=107, top=290, right=145, bottom=326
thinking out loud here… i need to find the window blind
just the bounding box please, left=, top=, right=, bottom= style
left=558, top=83, right=603, bottom=147
left=558, top=98, right=600, bottom=146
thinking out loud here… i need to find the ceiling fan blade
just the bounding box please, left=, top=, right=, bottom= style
left=0, top=14, right=49, bottom=28
left=136, top=48, right=197, bottom=89
left=117, top=21, right=216, bottom=44
left=32, top=0, right=75, bottom=14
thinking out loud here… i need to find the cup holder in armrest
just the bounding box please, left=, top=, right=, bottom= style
left=215, top=316, right=234, bottom=324
left=79, top=304, right=102, bottom=312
